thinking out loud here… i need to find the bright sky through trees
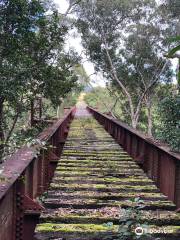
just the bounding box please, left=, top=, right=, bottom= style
left=54, top=0, right=178, bottom=85
left=54, top=0, right=106, bottom=86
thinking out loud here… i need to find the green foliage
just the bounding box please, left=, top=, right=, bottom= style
left=84, top=87, right=126, bottom=120
left=167, top=35, right=180, bottom=88
left=42, top=99, right=57, bottom=118
left=76, top=0, right=155, bottom=77
left=0, top=0, right=80, bottom=160
left=117, top=198, right=150, bottom=240
left=73, top=64, right=90, bottom=89
left=63, top=90, right=82, bottom=108
left=104, top=198, right=150, bottom=240
left=85, top=88, right=148, bottom=131
left=84, top=88, right=110, bottom=111
left=167, top=35, right=180, bottom=58
left=156, top=95, right=180, bottom=152
left=4, top=121, right=48, bottom=159
left=75, top=0, right=175, bottom=130
left=0, top=0, right=79, bottom=109
left=163, top=0, right=180, bottom=18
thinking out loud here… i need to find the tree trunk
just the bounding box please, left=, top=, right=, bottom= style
left=146, top=98, right=153, bottom=137
left=103, top=38, right=144, bottom=129
left=178, top=58, right=180, bottom=92
left=0, top=98, right=4, bottom=163
left=5, top=105, right=21, bottom=144
left=131, top=114, right=139, bottom=129
left=39, top=97, right=42, bottom=119
left=132, top=119, right=137, bottom=129
left=30, top=100, right=35, bottom=127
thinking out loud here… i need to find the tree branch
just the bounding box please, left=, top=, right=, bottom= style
left=102, top=34, right=135, bottom=120
left=134, top=61, right=168, bottom=121
left=5, top=96, right=23, bottom=144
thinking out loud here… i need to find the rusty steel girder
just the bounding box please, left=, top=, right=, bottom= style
left=87, top=106, right=180, bottom=209
left=0, top=107, right=76, bottom=240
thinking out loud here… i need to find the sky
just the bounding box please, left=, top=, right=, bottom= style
left=54, top=0, right=106, bottom=87
left=54, top=0, right=68, bottom=13
left=54, top=0, right=178, bottom=86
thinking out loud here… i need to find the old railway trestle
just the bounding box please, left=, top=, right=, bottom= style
left=0, top=104, right=180, bottom=240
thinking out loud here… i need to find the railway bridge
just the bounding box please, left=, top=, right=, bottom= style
left=0, top=102, right=180, bottom=240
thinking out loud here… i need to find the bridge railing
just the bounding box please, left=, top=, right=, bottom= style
left=87, top=106, right=180, bottom=209
left=0, top=107, right=76, bottom=240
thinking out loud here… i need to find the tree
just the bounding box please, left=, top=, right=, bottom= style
left=163, top=0, right=180, bottom=20
left=167, top=36, right=180, bottom=90
left=113, top=22, right=173, bottom=135
left=0, top=0, right=79, bottom=161
left=157, top=95, right=180, bottom=152
left=75, top=0, right=173, bottom=130
left=0, top=0, right=45, bottom=158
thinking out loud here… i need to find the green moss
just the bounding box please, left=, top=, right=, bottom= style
left=52, top=176, right=153, bottom=184
left=47, top=190, right=166, bottom=199
left=60, top=157, right=133, bottom=162
left=0, top=174, right=11, bottom=183
left=36, top=223, right=117, bottom=233
left=54, top=171, right=93, bottom=175
left=63, top=150, right=129, bottom=156
left=56, top=166, right=141, bottom=172
left=55, top=170, right=144, bottom=176
left=0, top=176, right=6, bottom=182
left=57, top=162, right=137, bottom=168
left=50, top=182, right=158, bottom=192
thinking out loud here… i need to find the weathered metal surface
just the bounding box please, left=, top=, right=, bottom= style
left=87, top=106, right=180, bottom=208
left=0, top=189, right=14, bottom=240
left=0, top=107, right=76, bottom=240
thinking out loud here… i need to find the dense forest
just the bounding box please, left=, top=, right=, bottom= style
left=0, top=0, right=179, bottom=163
